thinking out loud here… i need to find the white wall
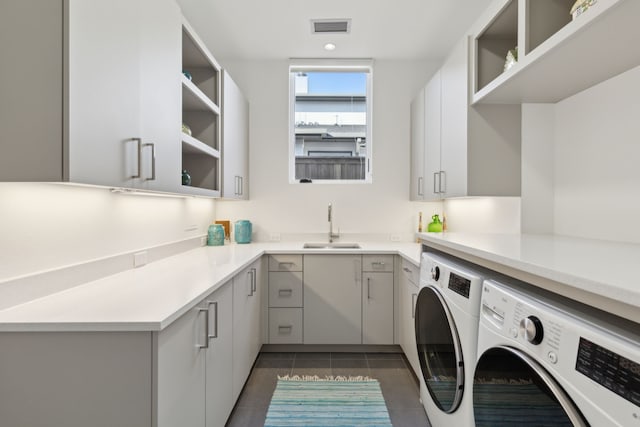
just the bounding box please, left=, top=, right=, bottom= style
left=553, top=65, right=640, bottom=243
left=521, top=104, right=554, bottom=234
left=444, top=197, right=521, bottom=234
left=0, top=183, right=215, bottom=281
left=216, top=59, right=445, bottom=241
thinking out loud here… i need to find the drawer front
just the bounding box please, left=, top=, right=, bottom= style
left=269, top=272, right=303, bottom=307
left=269, top=254, right=303, bottom=272
left=269, top=308, right=303, bottom=344
left=401, top=258, right=419, bottom=285
left=362, top=254, right=394, bottom=272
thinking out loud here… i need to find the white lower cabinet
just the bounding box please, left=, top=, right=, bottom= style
left=399, top=259, right=420, bottom=378
left=304, top=254, right=363, bottom=344
left=156, top=280, right=233, bottom=427
left=269, top=308, right=303, bottom=344
left=232, top=259, right=263, bottom=401
left=0, top=259, right=263, bottom=427
left=204, top=281, right=234, bottom=427
left=362, top=255, right=395, bottom=344
left=268, top=255, right=304, bottom=344
left=362, top=271, right=394, bottom=344
left=0, top=332, right=152, bottom=427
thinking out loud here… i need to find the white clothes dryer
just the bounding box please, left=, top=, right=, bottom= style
left=474, top=279, right=640, bottom=427
left=415, top=252, right=487, bottom=427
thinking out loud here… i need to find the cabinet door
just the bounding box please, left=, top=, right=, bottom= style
left=157, top=304, right=207, bottom=427
left=67, top=0, right=142, bottom=187
left=424, top=70, right=443, bottom=201
left=138, top=0, right=181, bottom=192
left=400, top=264, right=420, bottom=378
left=222, top=71, right=249, bottom=199
left=205, top=281, right=234, bottom=427
left=232, top=260, right=261, bottom=401
left=362, top=272, right=394, bottom=344
left=304, top=255, right=362, bottom=344
left=440, top=36, right=469, bottom=198
left=0, top=0, right=64, bottom=181
left=410, top=87, right=425, bottom=200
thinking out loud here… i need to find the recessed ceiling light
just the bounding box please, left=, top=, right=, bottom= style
left=324, top=43, right=336, bottom=51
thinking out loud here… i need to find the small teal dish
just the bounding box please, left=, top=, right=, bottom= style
left=234, top=220, right=252, bottom=244
left=182, top=70, right=192, bottom=81
left=207, top=224, right=225, bottom=246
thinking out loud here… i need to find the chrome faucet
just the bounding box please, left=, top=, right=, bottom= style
left=328, top=203, right=340, bottom=243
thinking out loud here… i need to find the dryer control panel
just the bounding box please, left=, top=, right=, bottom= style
left=576, top=337, right=640, bottom=407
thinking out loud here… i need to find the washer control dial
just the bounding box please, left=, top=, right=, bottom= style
left=431, top=266, right=440, bottom=281
left=520, top=315, right=544, bottom=345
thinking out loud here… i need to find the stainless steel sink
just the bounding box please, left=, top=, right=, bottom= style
left=303, top=242, right=361, bottom=249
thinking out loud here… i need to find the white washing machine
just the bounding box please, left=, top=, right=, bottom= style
left=474, top=279, right=640, bottom=426
left=415, top=252, right=487, bottom=426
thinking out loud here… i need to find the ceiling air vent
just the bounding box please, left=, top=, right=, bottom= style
left=311, top=19, right=351, bottom=34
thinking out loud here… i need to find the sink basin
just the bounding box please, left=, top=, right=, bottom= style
left=303, top=242, right=361, bottom=249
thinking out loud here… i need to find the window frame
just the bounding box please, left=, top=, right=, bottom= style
left=288, top=59, right=373, bottom=184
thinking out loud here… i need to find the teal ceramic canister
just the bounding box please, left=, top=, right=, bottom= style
left=234, top=220, right=252, bottom=244
left=207, top=224, right=225, bottom=246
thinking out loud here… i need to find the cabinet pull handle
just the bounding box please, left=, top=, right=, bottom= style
left=402, top=267, right=411, bottom=273
left=239, top=176, right=243, bottom=196
left=367, top=277, right=371, bottom=300
left=412, top=293, right=417, bottom=319
left=251, top=267, right=257, bottom=293
left=248, top=270, right=254, bottom=296
left=278, top=325, right=293, bottom=334
left=144, top=142, right=156, bottom=181
left=440, top=170, right=446, bottom=193
left=197, top=307, right=209, bottom=348
left=418, top=176, right=423, bottom=196
left=207, top=301, right=218, bottom=339
left=433, top=171, right=439, bottom=194
left=278, top=262, right=294, bottom=269
left=278, top=289, right=293, bottom=296
left=131, top=138, right=142, bottom=178
left=235, top=176, right=240, bottom=195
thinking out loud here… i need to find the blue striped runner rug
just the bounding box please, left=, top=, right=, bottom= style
left=265, top=375, right=393, bottom=427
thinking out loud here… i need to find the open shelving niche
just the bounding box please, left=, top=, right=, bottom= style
left=472, top=0, right=640, bottom=104
left=180, top=19, right=222, bottom=196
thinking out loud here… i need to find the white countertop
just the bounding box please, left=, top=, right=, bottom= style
left=0, top=242, right=421, bottom=332
left=419, top=232, right=640, bottom=324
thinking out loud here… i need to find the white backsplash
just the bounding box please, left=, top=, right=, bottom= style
left=444, top=197, right=521, bottom=234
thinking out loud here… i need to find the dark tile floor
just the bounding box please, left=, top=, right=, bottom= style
left=226, top=352, right=431, bottom=427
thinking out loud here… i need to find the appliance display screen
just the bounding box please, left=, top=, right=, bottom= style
left=448, top=272, right=470, bottom=299
left=576, top=337, right=640, bottom=406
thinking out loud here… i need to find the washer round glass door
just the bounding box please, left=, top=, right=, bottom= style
left=473, top=346, right=588, bottom=427
left=415, top=285, right=464, bottom=413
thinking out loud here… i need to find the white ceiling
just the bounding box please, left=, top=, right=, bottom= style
left=176, top=0, right=493, bottom=62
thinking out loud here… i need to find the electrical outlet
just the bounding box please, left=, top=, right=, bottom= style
left=390, top=234, right=401, bottom=242
left=270, top=233, right=281, bottom=242
left=133, top=251, right=148, bottom=268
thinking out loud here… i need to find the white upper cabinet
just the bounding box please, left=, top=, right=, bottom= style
left=410, top=71, right=442, bottom=201
left=423, top=71, right=443, bottom=201
left=409, top=87, right=425, bottom=201
left=138, top=0, right=182, bottom=192
left=0, top=0, right=181, bottom=191
left=180, top=19, right=222, bottom=197
left=411, top=36, right=521, bottom=200
left=221, top=71, right=249, bottom=199
left=472, top=0, right=640, bottom=104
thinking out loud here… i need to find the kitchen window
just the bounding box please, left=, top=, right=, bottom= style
left=289, top=60, right=373, bottom=183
